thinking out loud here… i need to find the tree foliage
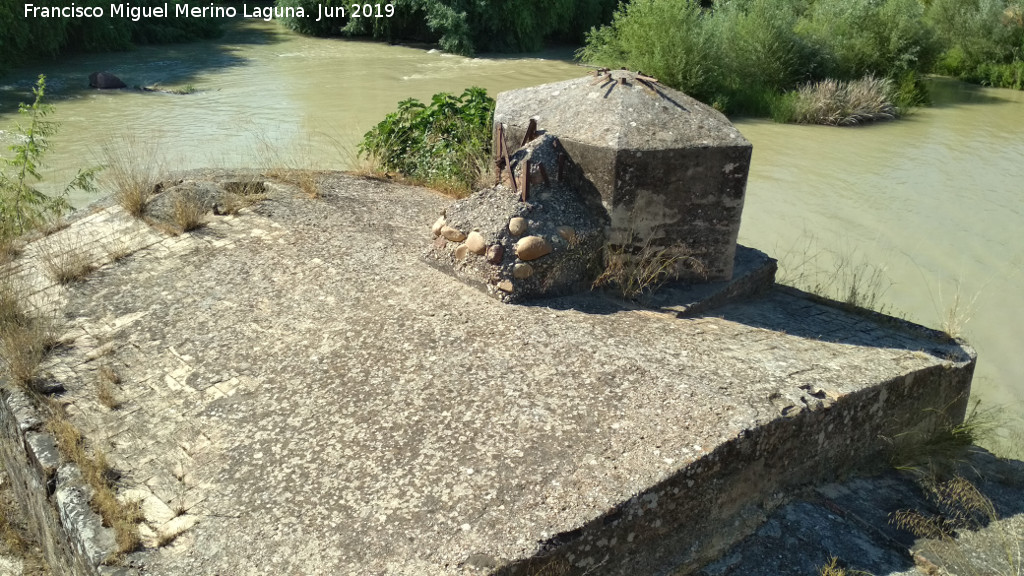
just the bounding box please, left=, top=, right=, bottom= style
left=0, top=0, right=220, bottom=76
left=579, top=0, right=1024, bottom=118
left=279, top=0, right=620, bottom=55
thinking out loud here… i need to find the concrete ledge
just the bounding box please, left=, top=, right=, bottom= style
left=0, top=386, right=131, bottom=576
left=641, top=244, right=777, bottom=317
left=0, top=173, right=976, bottom=575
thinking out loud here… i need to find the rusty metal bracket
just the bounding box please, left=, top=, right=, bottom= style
left=521, top=118, right=538, bottom=146
left=521, top=160, right=530, bottom=202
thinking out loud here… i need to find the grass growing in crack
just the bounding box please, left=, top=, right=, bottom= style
left=47, top=408, right=142, bottom=557
left=105, top=238, right=134, bottom=263
left=100, top=134, right=163, bottom=218
left=219, top=180, right=266, bottom=215
left=170, top=191, right=206, bottom=232
left=884, top=397, right=999, bottom=477
left=593, top=219, right=705, bottom=299
left=776, top=234, right=892, bottom=314
left=892, top=475, right=1023, bottom=576
left=0, top=496, right=29, bottom=555
left=39, top=239, right=96, bottom=284
left=96, top=363, right=122, bottom=410
left=0, top=280, right=57, bottom=391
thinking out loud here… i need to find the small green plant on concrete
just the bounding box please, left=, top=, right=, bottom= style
left=0, top=75, right=99, bottom=250
left=359, top=87, right=494, bottom=196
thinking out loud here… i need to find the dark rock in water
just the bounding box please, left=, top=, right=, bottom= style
left=88, top=72, right=126, bottom=89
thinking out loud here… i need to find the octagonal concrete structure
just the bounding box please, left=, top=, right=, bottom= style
left=494, top=70, right=752, bottom=282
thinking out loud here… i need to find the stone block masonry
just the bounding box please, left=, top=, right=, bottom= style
left=494, top=70, right=752, bottom=283
left=0, top=172, right=975, bottom=575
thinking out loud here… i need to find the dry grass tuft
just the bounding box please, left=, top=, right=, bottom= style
left=170, top=191, right=206, bottom=233
left=788, top=75, right=898, bottom=126
left=96, top=363, right=122, bottom=410
left=265, top=168, right=323, bottom=199
left=885, top=398, right=998, bottom=477
left=39, top=239, right=96, bottom=284
left=0, top=280, right=57, bottom=390
left=776, top=234, right=892, bottom=313
left=105, top=237, right=134, bottom=263
left=0, top=498, right=29, bottom=554
left=892, top=475, right=1022, bottom=576
left=817, top=557, right=872, bottom=576
left=219, top=180, right=266, bottom=215
left=101, top=134, right=163, bottom=218
left=48, top=408, right=142, bottom=556
left=593, top=223, right=704, bottom=299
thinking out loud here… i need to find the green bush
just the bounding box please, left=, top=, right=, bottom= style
left=927, top=0, right=1024, bottom=89
left=795, top=0, right=935, bottom=81
left=359, top=87, right=494, bottom=194
left=0, top=76, right=98, bottom=245
left=577, top=0, right=720, bottom=105
left=279, top=0, right=349, bottom=37
left=578, top=0, right=944, bottom=117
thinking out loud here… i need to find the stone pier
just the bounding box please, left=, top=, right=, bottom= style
left=494, top=70, right=752, bottom=282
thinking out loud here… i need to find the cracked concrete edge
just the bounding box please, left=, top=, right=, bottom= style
left=488, top=351, right=976, bottom=575
left=1, top=383, right=138, bottom=576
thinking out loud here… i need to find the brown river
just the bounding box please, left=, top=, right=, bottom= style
left=2, top=21, right=1022, bottom=450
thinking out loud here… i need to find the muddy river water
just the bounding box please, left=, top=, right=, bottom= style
left=2, top=21, right=1022, bottom=448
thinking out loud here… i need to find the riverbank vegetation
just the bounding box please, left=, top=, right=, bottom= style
left=0, top=0, right=220, bottom=77
left=278, top=0, right=620, bottom=53
left=578, top=0, right=1024, bottom=120
left=358, top=87, right=493, bottom=195
left=0, top=76, right=97, bottom=257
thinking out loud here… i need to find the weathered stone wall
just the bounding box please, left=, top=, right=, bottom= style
left=0, top=385, right=127, bottom=576
left=494, top=71, right=752, bottom=283
left=497, top=340, right=976, bottom=575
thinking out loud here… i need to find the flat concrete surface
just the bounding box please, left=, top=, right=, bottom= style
left=8, top=172, right=976, bottom=575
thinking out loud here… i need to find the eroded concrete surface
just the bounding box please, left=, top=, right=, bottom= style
left=6, top=172, right=980, bottom=575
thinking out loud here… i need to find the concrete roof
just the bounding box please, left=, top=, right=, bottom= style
left=494, top=71, right=750, bottom=151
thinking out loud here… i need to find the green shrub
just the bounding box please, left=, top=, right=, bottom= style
left=577, top=0, right=720, bottom=104
left=927, top=0, right=1024, bottom=88
left=0, top=0, right=220, bottom=76
left=0, top=76, right=98, bottom=246
left=359, top=87, right=494, bottom=194
left=279, top=0, right=349, bottom=36
left=796, top=0, right=935, bottom=81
